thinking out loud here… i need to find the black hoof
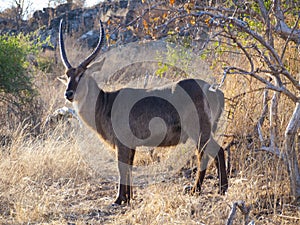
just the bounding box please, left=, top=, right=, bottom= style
left=219, top=184, right=228, bottom=195
left=113, top=196, right=130, bottom=205
left=183, top=185, right=193, bottom=195
left=111, top=202, right=121, bottom=207
left=183, top=185, right=201, bottom=195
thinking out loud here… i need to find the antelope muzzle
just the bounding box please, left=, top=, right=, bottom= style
left=65, top=90, right=74, bottom=101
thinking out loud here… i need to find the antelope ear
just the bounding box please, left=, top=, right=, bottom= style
left=95, top=57, right=106, bottom=70
left=87, top=57, right=106, bottom=75
left=57, top=75, right=68, bottom=86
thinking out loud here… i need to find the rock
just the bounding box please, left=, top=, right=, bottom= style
left=118, top=27, right=137, bottom=43
left=119, top=0, right=128, bottom=9
left=55, top=3, right=73, bottom=17
left=78, top=30, right=101, bottom=48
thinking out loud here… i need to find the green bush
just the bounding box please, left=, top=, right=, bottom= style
left=0, top=33, right=40, bottom=100
left=0, top=32, right=43, bottom=130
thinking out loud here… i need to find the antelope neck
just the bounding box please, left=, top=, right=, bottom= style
left=73, top=76, right=101, bottom=131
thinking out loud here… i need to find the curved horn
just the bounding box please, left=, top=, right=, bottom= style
left=59, top=19, right=72, bottom=69
left=79, top=20, right=105, bottom=69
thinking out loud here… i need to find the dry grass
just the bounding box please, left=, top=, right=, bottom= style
left=1, top=36, right=300, bottom=224
left=1, top=126, right=299, bottom=224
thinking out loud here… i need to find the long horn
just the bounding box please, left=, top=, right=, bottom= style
left=79, top=20, right=105, bottom=69
left=59, top=19, right=72, bottom=69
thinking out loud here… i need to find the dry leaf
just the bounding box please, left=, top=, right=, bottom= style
left=205, top=18, right=211, bottom=26
left=143, top=19, right=149, bottom=30
left=190, top=16, right=196, bottom=25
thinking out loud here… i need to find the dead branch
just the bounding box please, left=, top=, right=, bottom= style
left=190, top=10, right=300, bottom=91
left=225, top=28, right=254, bottom=72
left=255, top=146, right=285, bottom=160
left=280, top=15, right=300, bottom=60
left=256, top=89, right=269, bottom=143
left=269, top=90, right=280, bottom=149
left=226, top=200, right=253, bottom=225
left=223, top=66, right=298, bottom=103
left=273, top=0, right=300, bottom=45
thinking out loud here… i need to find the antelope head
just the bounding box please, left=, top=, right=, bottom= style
left=59, top=19, right=105, bottom=102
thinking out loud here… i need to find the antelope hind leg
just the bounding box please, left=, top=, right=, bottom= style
left=190, top=149, right=210, bottom=194
left=214, top=146, right=228, bottom=194
left=190, top=138, right=228, bottom=195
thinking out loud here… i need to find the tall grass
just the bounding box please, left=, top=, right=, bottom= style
left=0, top=124, right=93, bottom=223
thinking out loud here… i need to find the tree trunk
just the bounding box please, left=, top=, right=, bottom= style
left=285, top=102, right=300, bottom=203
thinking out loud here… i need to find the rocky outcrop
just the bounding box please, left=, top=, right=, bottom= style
left=0, top=0, right=208, bottom=51
left=0, top=1, right=143, bottom=49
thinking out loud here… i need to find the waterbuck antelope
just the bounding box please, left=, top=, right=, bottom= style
left=58, top=20, right=228, bottom=205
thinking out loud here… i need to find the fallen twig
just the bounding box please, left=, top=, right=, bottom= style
left=226, top=200, right=253, bottom=225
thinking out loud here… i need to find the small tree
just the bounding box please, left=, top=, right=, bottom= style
left=190, top=0, right=300, bottom=202
left=0, top=32, right=42, bottom=129
left=0, top=0, right=33, bottom=26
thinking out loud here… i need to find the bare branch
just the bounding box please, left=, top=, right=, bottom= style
left=191, top=11, right=300, bottom=91
left=280, top=15, right=300, bottom=60
left=269, top=90, right=280, bottom=149
left=226, top=200, right=252, bottom=225
left=256, top=89, right=269, bottom=143
left=252, top=44, right=273, bottom=71
left=224, top=67, right=298, bottom=102
left=273, top=0, right=300, bottom=44
left=258, top=0, right=274, bottom=47
left=225, top=26, right=254, bottom=72
left=257, top=0, right=269, bottom=23
left=194, top=4, right=260, bottom=19
left=191, top=11, right=284, bottom=67
left=111, top=2, right=166, bottom=35
left=255, top=146, right=285, bottom=160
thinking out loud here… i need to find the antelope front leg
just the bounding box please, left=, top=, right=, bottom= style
left=114, top=144, right=135, bottom=205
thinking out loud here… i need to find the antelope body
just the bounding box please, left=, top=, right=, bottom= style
left=58, top=20, right=228, bottom=205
